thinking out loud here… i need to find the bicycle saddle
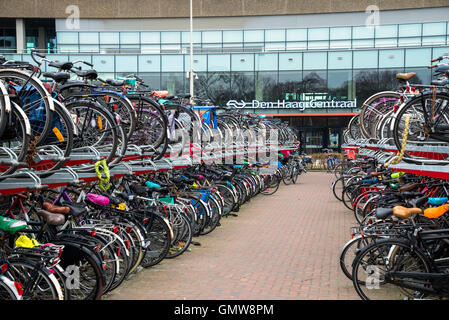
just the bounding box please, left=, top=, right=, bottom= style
left=375, top=207, right=393, bottom=220
left=398, top=183, right=419, bottom=192
left=43, top=201, right=70, bottom=214
left=36, top=210, right=66, bottom=226
left=424, top=204, right=449, bottom=219
left=396, top=72, right=416, bottom=81
left=58, top=201, right=88, bottom=217
left=106, top=79, right=125, bottom=87
left=48, top=61, right=73, bottom=71
left=130, top=185, right=149, bottom=196
left=0, top=216, right=27, bottom=233
left=428, top=197, right=448, bottom=206
left=86, top=193, right=110, bottom=206
left=152, top=90, right=169, bottom=98
left=393, top=206, right=422, bottom=219
left=73, top=69, right=98, bottom=80
left=43, top=72, right=70, bottom=83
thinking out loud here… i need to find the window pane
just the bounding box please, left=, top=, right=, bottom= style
left=330, top=40, right=351, bottom=49
left=120, top=32, right=139, bottom=45
left=308, top=28, right=329, bottom=41
left=328, top=70, right=354, bottom=100
left=255, top=71, right=278, bottom=101
left=161, top=44, right=181, bottom=52
left=115, top=55, right=137, bottom=72
left=255, top=53, right=278, bottom=71
left=231, top=72, right=254, bottom=101
left=161, top=72, right=184, bottom=94
left=432, top=47, right=449, bottom=59
left=161, top=55, right=183, bottom=72
left=79, top=32, right=99, bottom=44
left=398, top=37, right=421, bottom=47
left=141, top=32, right=160, bottom=44
left=202, top=31, right=222, bottom=43
left=302, top=71, right=327, bottom=97
left=354, top=69, right=379, bottom=106
left=405, top=48, right=431, bottom=67
left=286, top=42, right=307, bottom=50
left=353, top=50, right=378, bottom=69
left=223, top=30, right=243, bottom=43
left=379, top=49, right=404, bottom=68
left=422, top=36, right=446, bottom=46
left=201, top=73, right=231, bottom=105
left=265, top=42, right=285, bottom=51
left=161, top=32, right=180, bottom=44
left=307, top=41, right=328, bottom=50
left=278, top=71, right=302, bottom=101
left=352, top=39, right=374, bottom=48
left=279, top=53, right=302, bottom=70
left=330, top=27, right=351, bottom=40
left=138, top=55, right=160, bottom=72
left=208, top=54, right=230, bottom=71
left=399, top=24, right=421, bottom=37
left=137, top=72, right=160, bottom=90
left=375, top=38, right=397, bottom=47
left=244, top=30, right=264, bottom=42
left=58, top=44, right=79, bottom=53
left=99, top=32, right=118, bottom=44
left=303, top=52, right=327, bottom=70
left=423, top=22, right=446, bottom=36
left=79, top=44, right=98, bottom=52
left=57, top=32, right=78, bottom=44
left=141, top=45, right=160, bottom=53
left=353, top=26, right=374, bottom=39
left=328, top=51, right=352, bottom=69
left=231, top=54, right=254, bottom=71
left=375, top=25, right=397, bottom=38
left=286, top=29, right=307, bottom=41
left=185, top=54, right=207, bottom=72
left=265, top=29, right=285, bottom=42
left=182, top=31, right=201, bottom=44
left=92, top=55, right=115, bottom=72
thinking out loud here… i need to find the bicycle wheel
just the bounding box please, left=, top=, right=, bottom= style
left=0, top=275, right=20, bottom=300
left=33, top=98, right=74, bottom=176
left=392, top=91, right=449, bottom=163
left=140, top=212, right=171, bottom=268
left=352, top=238, right=431, bottom=300
left=7, top=258, right=62, bottom=300
left=0, top=101, right=31, bottom=176
left=359, top=91, right=400, bottom=139
left=0, top=69, right=54, bottom=144
left=166, top=213, right=192, bottom=258
left=65, top=99, right=119, bottom=165
left=339, top=234, right=379, bottom=281
left=200, top=195, right=221, bottom=235
left=127, top=96, right=167, bottom=150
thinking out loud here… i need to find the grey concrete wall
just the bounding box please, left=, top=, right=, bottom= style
left=1, top=0, right=448, bottom=19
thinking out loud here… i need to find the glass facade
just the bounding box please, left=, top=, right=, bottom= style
left=6, top=46, right=448, bottom=108
left=54, top=21, right=449, bottom=54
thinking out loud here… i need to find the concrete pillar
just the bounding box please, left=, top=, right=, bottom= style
left=15, top=19, right=26, bottom=54
left=38, top=26, right=46, bottom=51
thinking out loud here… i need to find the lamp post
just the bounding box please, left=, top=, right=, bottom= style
left=189, top=0, right=194, bottom=104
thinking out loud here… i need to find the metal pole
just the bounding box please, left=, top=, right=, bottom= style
left=189, top=0, right=194, bottom=103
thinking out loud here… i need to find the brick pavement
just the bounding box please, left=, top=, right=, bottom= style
left=104, top=172, right=359, bottom=300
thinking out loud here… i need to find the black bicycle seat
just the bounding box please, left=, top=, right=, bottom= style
left=43, top=72, right=70, bottom=83
left=73, top=69, right=98, bottom=80
left=106, top=79, right=125, bottom=87
left=375, top=207, right=393, bottom=220
left=48, top=61, right=73, bottom=71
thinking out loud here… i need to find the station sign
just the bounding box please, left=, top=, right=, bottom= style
left=226, top=99, right=357, bottom=110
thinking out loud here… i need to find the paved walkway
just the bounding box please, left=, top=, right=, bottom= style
left=105, top=172, right=359, bottom=300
